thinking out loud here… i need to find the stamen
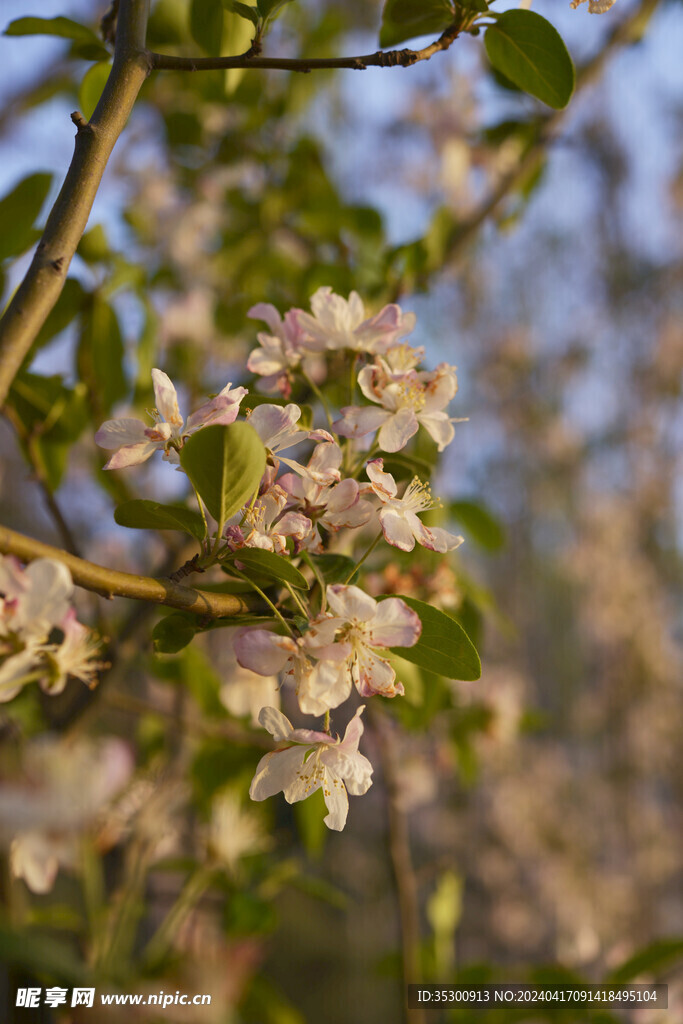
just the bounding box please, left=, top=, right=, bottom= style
left=402, top=475, right=443, bottom=512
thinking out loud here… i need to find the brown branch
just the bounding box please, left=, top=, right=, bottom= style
left=149, top=23, right=459, bottom=74
left=0, top=0, right=152, bottom=409
left=370, top=708, right=426, bottom=1024
left=0, top=524, right=251, bottom=618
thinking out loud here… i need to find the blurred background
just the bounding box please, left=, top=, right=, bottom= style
left=0, top=0, right=681, bottom=1021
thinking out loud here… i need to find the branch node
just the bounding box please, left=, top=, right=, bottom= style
left=70, top=111, right=92, bottom=133
left=51, top=256, right=65, bottom=273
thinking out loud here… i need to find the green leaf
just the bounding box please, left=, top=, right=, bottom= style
left=0, top=172, right=52, bottom=263
left=223, top=0, right=260, bottom=25
left=153, top=613, right=198, bottom=654
left=484, top=10, right=575, bottom=110
left=450, top=499, right=505, bottom=551
left=256, top=0, right=295, bottom=21
left=179, top=422, right=266, bottom=528
left=77, top=224, right=110, bottom=264
left=379, top=0, right=454, bottom=49
left=4, top=15, right=103, bottom=46
left=76, top=295, right=126, bottom=416
left=8, top=372, right=89, bottom=489
left=190, top=0, right=225, bottom=55
left=607, top=937, right=683, bottom=984
left=114, top=500, right=207, bottom=541
left=78, top=61, right=110, bottom=120
left=387, top=595, right=481, bottom=680
left=32, top=278, right=88, bottom=352
left=226, top=548, right=308, bottom=590
left=310, top=553, right=357, bottom=586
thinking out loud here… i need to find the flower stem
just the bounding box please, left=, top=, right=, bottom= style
left=302, top=370, right=334, bottom=429
left=343, top=532, right=382, bottom=584
left=229, top=567, right=295, bottom=636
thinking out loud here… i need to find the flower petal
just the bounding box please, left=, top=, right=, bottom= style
left=366, top=458, right=397, bottom=500
left=234, top=629, right=296, bottom=676
left=249, top=745, right=307, bottom=801
left=152, top=368, right=183, bottom=427
left=378, top=508, right=416, bottom=551
left=332, top=405, right=390, bottom=439
left=95, top=417, right=149, bottom=449
left=418, top=411, right=455, bottom=452
left=377, top=407, right=419, bottom=452
left=327, top=584, right=377, bottom=623
left=369, top=597, right=422, bottom=649
left=297, top=659, right=352, bottom=715
left=103, top=441, right=161, bottom=469
left=257, top=705, right=294, bottom=742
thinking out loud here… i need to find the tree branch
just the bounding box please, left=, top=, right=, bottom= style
left=0, top=525, right=251, bottom=618
left=0, top=0, right=152, bottom=409
left=148, top=23, right=459, bottom=74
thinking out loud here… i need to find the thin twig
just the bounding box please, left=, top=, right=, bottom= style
left=0, top=524, right=252, bottom=618
left=148, top=23, right=459, bottom=74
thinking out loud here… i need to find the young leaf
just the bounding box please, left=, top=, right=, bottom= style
left=4, top=15, right=104, bottom=46
left=153, top=613, right=198, bottom=654
left=310, top=553, right=358, bottom=586
left=78, top=62, right=111, bottom=121
left=114, top=500, right=207, bottom=542
left=379, top=0, right=454, bottom=49
left=225, top=548, right=308, bottom=590
left=223, top=0, right=260, bottom=25
left=484, top=10, right=575, bottom=110
left=387, top=595, right=481, bottom=680
left=76, top=295, right=126, bottom=416
left=0, top=173, right=52, bottom=263
left=190, top=0, right=225, bottom=55
left=179, top=422, right=266, bottom=528
left=257, top=0, right=295, bottom=21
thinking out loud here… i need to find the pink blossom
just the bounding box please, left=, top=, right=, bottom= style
left=0, top=556, right=92, bottom=703
left=333, top=356, right=460, bottom=453
left=279, top=467, right=374, bottom=554
left=247, top=302, right=325, bottom=396
left=227, top=485, right=311, bottom=554
left=96, top=369, right=246, bottom=469
left=296, top=286, right=416, bottom=354
left=249, top=706, right=373, bottom=831
left=301, top=585, right=421, bottom=710
left=366, top=459, right=464, bottom=553
left=233, top=624, right=350, bottom=715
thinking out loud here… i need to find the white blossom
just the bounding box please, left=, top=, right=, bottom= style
left=95, top=368, right=246, bottom=469
left=296, top=287, right=416, bottom=354
left=249, top=706, right=373, bottom=830
left=334, top=354, right=460, bottom=453
left=366, top=459, right=464, bottom=553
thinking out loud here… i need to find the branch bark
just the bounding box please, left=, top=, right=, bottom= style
left=0, top=0, right=152, bottom=409
left=0, top=524, right=251, bottom=618
left=148, top=23, right=459, bottom=73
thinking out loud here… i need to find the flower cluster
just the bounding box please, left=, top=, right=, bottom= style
left=94, top=287, right=466, bottom=830
left=0, top=555, right=104, bottom=703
